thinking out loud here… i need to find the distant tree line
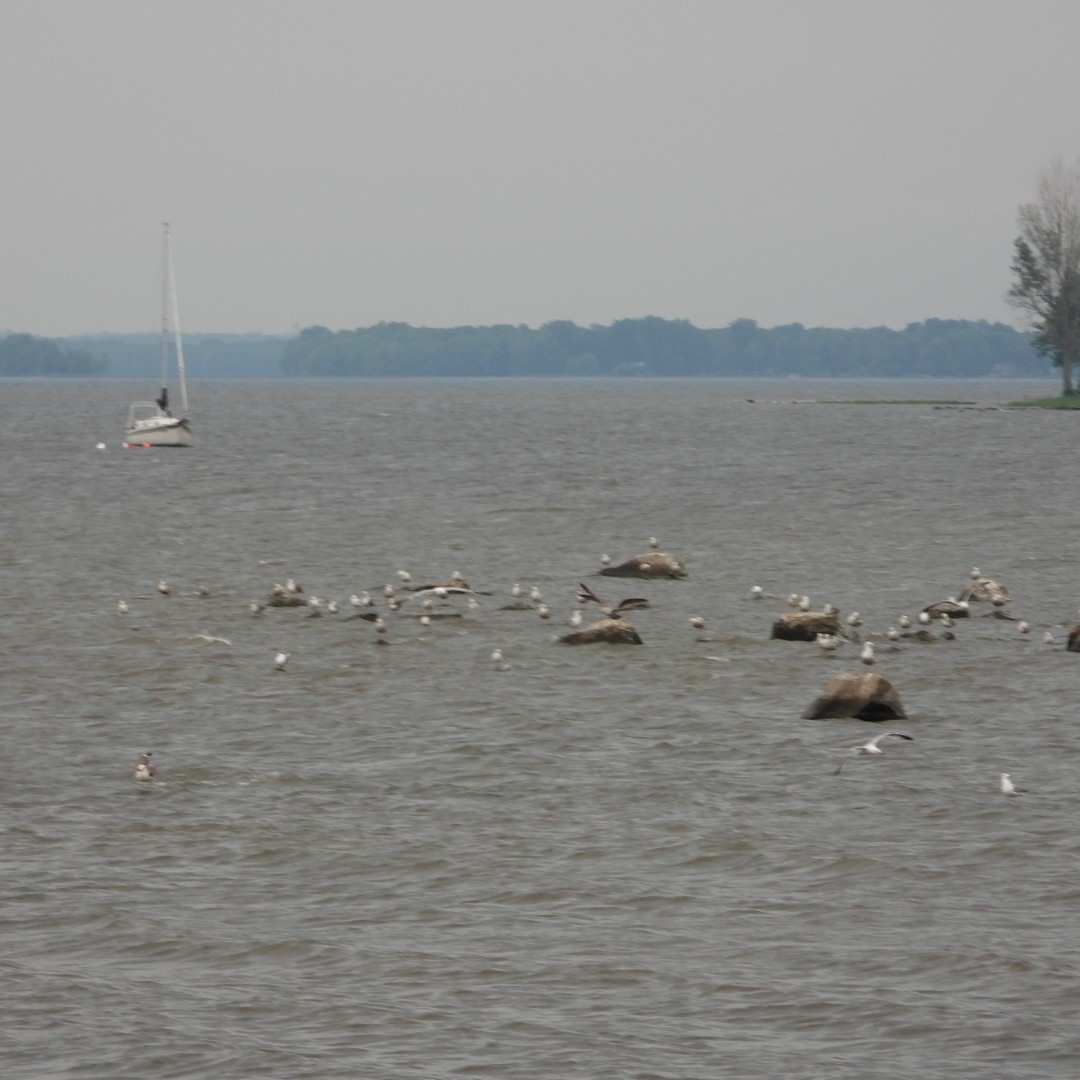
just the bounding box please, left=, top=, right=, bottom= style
left=0, top=318, right=1051, bottom=379
left=0, top=333, right=106, bottom=375
left=62, top=332, right=291, bottom=378
left=281, top=317, right=1047, bottom=378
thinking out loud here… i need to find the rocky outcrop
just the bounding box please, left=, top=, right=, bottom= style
left=267, top=591, right=308, bottom=608
left=599, top=552, right=687, bottom=579
left=1067, top=626, right=1080, bottom=653
left=559, top=617, right=643, bottom=644
left=922, top=599, right=970, bottom=620
left=771, top=611, right=843, bottom=642
left=804, top=672, right=907, bottom=721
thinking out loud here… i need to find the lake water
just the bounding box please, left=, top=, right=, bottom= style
left=3, top=376, right=1079, bottom=1079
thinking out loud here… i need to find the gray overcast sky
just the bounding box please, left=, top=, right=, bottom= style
left=3, top=0, right=1079, bottom=336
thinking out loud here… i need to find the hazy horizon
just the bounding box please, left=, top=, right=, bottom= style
left=3, top=0, right=1079, bottom=338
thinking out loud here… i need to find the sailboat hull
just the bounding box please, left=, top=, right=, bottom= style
left=123, top=415, right=193, bottom=447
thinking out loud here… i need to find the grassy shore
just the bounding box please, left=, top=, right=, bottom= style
left=1005, top=395, right=1080, bottom=408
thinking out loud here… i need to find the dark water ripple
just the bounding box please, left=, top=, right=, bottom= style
left=3, top=377, right=1080, bottom=1078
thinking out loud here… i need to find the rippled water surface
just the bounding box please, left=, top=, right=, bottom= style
left=3, top=377, right=1079, bottom=1079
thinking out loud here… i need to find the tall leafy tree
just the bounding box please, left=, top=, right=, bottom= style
left=1009, top=157, right=1080, bottom=395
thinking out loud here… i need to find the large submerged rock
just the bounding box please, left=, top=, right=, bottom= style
left=267, top=591, right=307, bottom=608
left=559, top=617, right=643, bottom=644
left=804, top=672, right=907, bottom=721
left=771, top=611, right=843, bottom=642
left=1067, top=626, right=1080, bottom=653
left=922, top=599, right=970, bottom=620
left=599, top=552, right=687, bottom=579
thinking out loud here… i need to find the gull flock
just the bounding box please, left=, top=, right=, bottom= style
left=124, top=550, right=1063, bottom=796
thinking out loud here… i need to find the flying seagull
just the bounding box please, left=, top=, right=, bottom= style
left=576, top=582, right=649, bottom=619
left=835, top=732, right=914, bottom=775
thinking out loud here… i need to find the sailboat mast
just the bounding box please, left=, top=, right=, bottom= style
left=159, top=223, right=170, bottom=403
left=163, top=223, right=189, bottom=417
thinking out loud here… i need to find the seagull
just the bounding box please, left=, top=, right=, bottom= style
left=846, top=611, right=863, bottom=627
left=286, top=577, right=302, bottom=594
left=576, top=582, right=649, bottom=619
left=397, top=569, right=412, bottom=584
left=648, top=536, right=660, bottom=550
left=835, top=732, right=914, bottom=774
left=787, top=593, right=800, bottom=608
left=326, top=599, right=340, bottom=615
left=529, top=585, right=543, bottom=603
left=898, top=614, right=912, bottom=630
left=817, top=632, right=842, bottom=652
left=273, top=650, right=289, bottom=671
left=689, top=615, right=707, bottom=631
left=885, top=626, right=901, bottom=641
left=133, top=752, right=157, bottom=782
left=859, top=641, right=876, bottom=666
left=917, top=612, right=931, bottom=626
left=249, top=600, right=265, bottom=616
left=970, top=566, right=982, bottom=579
left=1017, top=620, right=1031, bottom=634
left=751, top=585, right=764, bottom=599
left=491, top=647, right=504, bottom=665
left=400, top=585, right=474, bottom=604
left=537, top=603, right=551, bottom=619
left=157, top=580, right=172, bottom=596
left=798, top=595, right=812, bottom=612
left=1000, top=772, right=1025, bottom=796
left=350, top=592, right=373, bottom=608
left=197, top=585, right=212, bottom=598
left=510, top=582, right=524, bottom=599
left=95, top=441, right=106, bottom=450
left=600, top=553, right=611, bottom=566
left=1043, top=630, right=1055, bottom=644
left=117, top=600, right=129, bottom=614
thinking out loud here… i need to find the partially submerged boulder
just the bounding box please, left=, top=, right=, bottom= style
left=267, top=591, right=307, bottom=608
left=1067, top=626, right=1080, bottom=653
left=804, top=672, right=907, bottom=721
left=959, top=577, right=1011, bottom=604
left=922, top=599, right=970, bottom=620
left=599, top=552, right=687, bottom=579
left=771, top=611, right=842, bottom=642
left=559, top=617, right=643, bottom=644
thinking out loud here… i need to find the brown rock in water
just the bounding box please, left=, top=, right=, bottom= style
left=559, top=617, right=643, bottom=644
left=922, top=599, right=970, bottom=620
left=804, top=672, right=907, bottom=721
left=1067, top=626, right=1080, bottom=653
left=599, top=552, right=687, bottom=579
left=771, top=611, right=842, bottom=642
left=959, top=577, right=1011, bottom=604
left=267, top=592, right=308, bottom=608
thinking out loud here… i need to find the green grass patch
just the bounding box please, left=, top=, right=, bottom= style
left=1005, top=395, right=1080, bottom=408
left=819, top=399, right=976, bottom=405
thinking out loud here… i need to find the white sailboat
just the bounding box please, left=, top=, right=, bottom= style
left=124, top=223, right=193, bottom=447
